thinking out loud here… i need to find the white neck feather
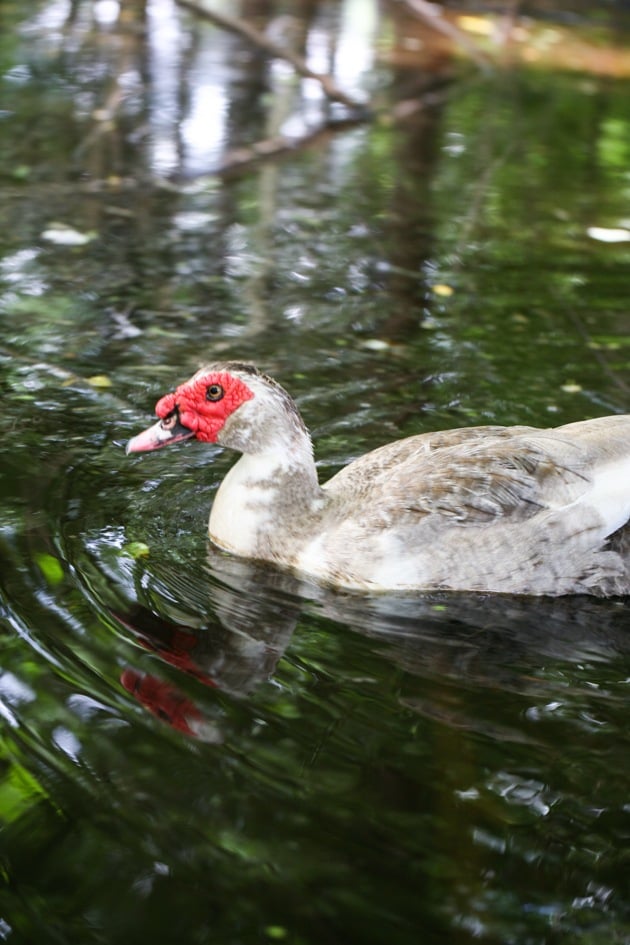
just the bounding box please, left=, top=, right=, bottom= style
left=208, top=438, right=323, bottom=559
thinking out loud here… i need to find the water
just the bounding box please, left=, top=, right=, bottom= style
left=1, top=1, right=630, bottom=942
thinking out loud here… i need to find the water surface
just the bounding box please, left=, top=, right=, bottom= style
left=1, top=2, right=630, bottom=942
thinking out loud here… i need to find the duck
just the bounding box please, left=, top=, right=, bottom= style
left=126, top=361, right=630, bottom=597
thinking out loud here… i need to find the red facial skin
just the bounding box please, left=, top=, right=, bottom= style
left=156, top=371, right=254, bottom=443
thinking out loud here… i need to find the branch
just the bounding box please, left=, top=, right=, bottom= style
left=175, top=0, right=368, bottom=112
left=395, top=0, right=492, bottom=71
left=180, top=77, right=452, bottom=180
left=186, top=116, right=365, bottom=178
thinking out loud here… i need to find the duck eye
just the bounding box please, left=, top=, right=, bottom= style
left=206, top=383, right=224, bottom=402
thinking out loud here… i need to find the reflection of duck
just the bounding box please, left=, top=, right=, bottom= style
left=127, top=361, right=630, bottom=595
left=112, top=558, right=300, bottom=738
left=115, top=596, right=289, bottom=742
left=115, top=549, right=630, bottom=738
left=120, top=668, right=213, bottom=740
left=115, top=573, right=297, bottom=699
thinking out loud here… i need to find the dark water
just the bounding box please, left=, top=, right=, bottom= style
left=1, top=1, right=630, bottom=942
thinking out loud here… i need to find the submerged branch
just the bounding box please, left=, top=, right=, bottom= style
left=175, top=0, right=367, bottom=112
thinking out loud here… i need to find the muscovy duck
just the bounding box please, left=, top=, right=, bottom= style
left=127, top=361, right=630, bottom=596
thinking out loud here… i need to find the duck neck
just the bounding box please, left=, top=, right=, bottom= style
left=208, top=435, right=325, bottom=559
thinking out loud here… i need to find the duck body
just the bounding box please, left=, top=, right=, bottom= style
left=127, top=362, right=630, bottom=597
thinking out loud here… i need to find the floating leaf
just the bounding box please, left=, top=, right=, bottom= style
left=41, top=224, right=96, bottom=246
left=360, top=338, right=390, bottom=352
left=431, top=283, right=454, bottom=297
left=34, top=553, right=65, bottom=586
left=265, top=928, right=288, bottom=941
left=121, top=542, right=150, bottom=559
left=87, top=375, right=113, bottom=389
left=587, top=226, right=630, bottom=243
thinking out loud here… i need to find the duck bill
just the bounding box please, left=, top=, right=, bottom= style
left=126, top=416, right=195, bottom=454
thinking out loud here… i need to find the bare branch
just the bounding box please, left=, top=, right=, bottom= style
left=395, top=0, right=492, bottom=71
left=175, top=0, right=368, bottom=111
left=181, top=78, right=452, bottom=180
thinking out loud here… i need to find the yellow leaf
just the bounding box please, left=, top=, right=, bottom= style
left=87, top=375, right=113, bottom=389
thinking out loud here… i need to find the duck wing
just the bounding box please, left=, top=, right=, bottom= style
left=326, top=417, right=630, bottom=534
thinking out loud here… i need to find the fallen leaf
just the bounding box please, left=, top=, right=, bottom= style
left=41, top=224, right=96, bottom=246
left=35, top=552, right=65, bottom=586
left=587, top=226, right=630, bottom=243
left=87, top=375, right=113, bottom=389
left=121, top=542, right=150, bottom=559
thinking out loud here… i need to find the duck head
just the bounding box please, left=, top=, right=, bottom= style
left=126, top=361, right=309, bottom=456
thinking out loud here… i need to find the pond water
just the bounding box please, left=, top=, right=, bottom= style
left=1, top=1, right=630, bottom=942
